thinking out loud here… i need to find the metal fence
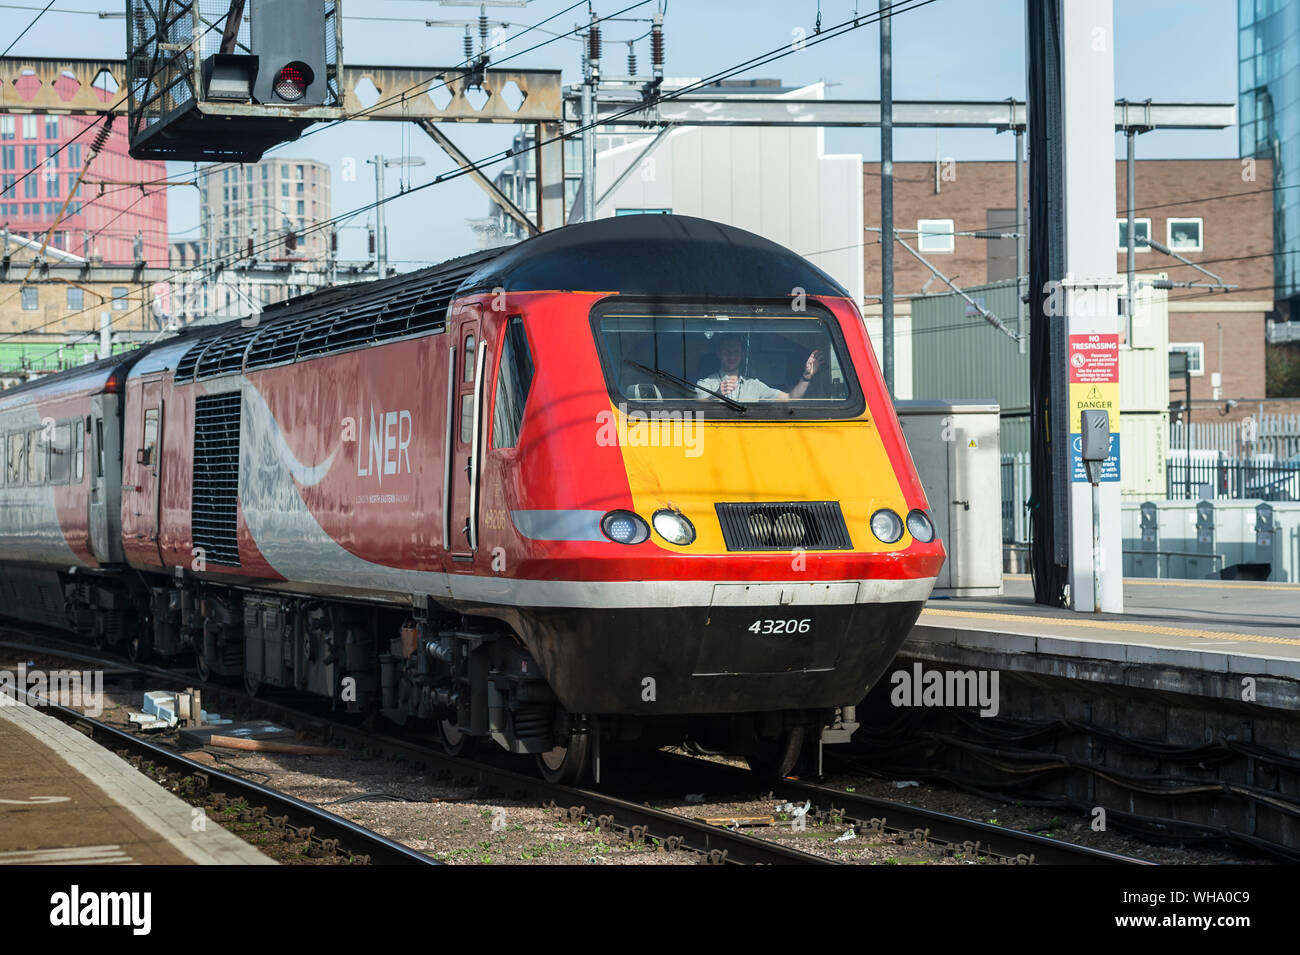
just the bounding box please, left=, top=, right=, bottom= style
left=1000, top=452, right=1031, bottom=543
left=1166, top=454, right=1300, bottom=501
left=1170, top=413, right=1300, bottom=460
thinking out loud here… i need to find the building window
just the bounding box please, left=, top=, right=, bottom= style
left=917, top=219, right=955, bottom=253
left=20, top=287, right=38, bottom=310
left=111, top=287, right=129, bottom=311
left=67, top=287, right=83, bottom=310
left=44, top=144, right=58, bottom=167
left=1, top=146, right=10, bottom=169
left=1167, top=217, right=1203, bottom=252
left=44, top=116, right=58, bottom=139
left=0, top=116, right=12, bottom=140
left=1116, top=218, right=1151, bottom=252
left=23, top=145, right=36, bottom=167
left=1170, top=342, right=1204, bottom=377
left=21, top=115, right=37, bottom=139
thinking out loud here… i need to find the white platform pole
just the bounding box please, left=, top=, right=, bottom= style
left=1060, top=0, right=1123, bottom=613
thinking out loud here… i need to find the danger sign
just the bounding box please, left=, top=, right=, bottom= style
left=1067, top=334, right=1120, bottom=482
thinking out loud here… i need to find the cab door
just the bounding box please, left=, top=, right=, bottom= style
left=446, top=315, right=484, bottom=563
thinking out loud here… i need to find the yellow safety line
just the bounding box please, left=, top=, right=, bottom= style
left=1003, top=573, right=1300, bottom=591
left=919, top=608, right=1300, bottom=647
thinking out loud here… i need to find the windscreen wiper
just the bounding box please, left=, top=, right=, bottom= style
left=623, top=359, right=746, bottom=413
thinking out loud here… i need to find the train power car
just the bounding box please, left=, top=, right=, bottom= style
left=0, top=214, right=945, bottom=781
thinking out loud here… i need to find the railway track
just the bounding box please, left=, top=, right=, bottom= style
left=5, top=679, right=438, bottom=866
left=1, top=631, right=827, bottom=864
left=1, top=628, right=1144, bottom=865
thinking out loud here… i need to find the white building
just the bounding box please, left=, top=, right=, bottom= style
left=588, top=82, right=864, bottom=304
left=484, top=81, right=864, bottom=304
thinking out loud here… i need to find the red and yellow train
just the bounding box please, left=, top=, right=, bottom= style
left=0, top=214, right=943, bottom=781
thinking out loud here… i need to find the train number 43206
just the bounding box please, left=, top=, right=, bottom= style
left=748, top=618, right=812, bottom=634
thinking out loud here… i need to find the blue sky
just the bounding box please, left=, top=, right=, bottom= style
left=0, top=0, right=1240, bottom=267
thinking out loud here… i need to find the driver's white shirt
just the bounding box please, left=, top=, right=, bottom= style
left=694, top=372, right=783, bottom=401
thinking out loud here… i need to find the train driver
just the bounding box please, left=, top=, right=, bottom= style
left=695, top=333, right=825, bottom=402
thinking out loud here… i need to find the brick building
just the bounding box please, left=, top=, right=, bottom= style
left=862, top=159, right=1274, bottom=408
left=0, top=112, right=168, bottom=264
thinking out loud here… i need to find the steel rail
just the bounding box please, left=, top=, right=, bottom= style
left=3, top=679, right=439, bottom=866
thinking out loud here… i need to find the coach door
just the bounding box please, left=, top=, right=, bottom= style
left=446, top=317, right=485, bottom=562
left=132, top=377, right=165, bottom=564
left=88, top=393, right=125, bottom=565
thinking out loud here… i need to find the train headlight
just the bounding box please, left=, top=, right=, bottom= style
left=601, top=510, right=650, bottom=545
left=870, top=509, right=904, bottom=544
left=906, top=509, right=936, bottom=543
left=652, top=508, right=696, bottom=545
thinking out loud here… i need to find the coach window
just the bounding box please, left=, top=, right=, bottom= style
left=7, top=432, right=23, bottom=484
left=72, top=422, right=84, bottom=483
left=492, top=316, right=534, bottom=449
left=142, top=409, right=159, bottom=467
left=48, top=422, right=70, bottom=484
left=26, top=429, right=45, bottom=484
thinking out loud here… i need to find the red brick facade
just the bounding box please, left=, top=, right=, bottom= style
left=863, top=159, right=1274, bottom=408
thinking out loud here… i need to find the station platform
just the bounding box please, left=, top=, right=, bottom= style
left=0, top=698, right=273, bottom=865
left=907, top=574, right=1300, bottom=710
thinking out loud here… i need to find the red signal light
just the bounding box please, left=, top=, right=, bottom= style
left=273, top=63, right=311, bottom=101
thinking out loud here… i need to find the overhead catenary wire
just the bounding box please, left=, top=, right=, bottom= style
left=7, top=0, right=941, bottom=366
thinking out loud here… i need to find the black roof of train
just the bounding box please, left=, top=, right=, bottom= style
left=2, top=216, right=848, bottom=393
left=458, top=214, right=851, bottom=299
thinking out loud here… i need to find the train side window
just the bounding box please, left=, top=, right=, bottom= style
left=72, top=423, right=84, bottom=483
left=460, top=395, right=474, bottom=443
left=7, top=432, right=23, bottom=484
left=94, top=418, right=104, bottom=478
left=463, top=334, right=476, bottom=382
left=48, top=422, right=70, bottom=484
left=26, top=429, right=46, bottom=484
left=492, top=316, right=535, bottom=450
left=142, top=408, right=159, bottom=467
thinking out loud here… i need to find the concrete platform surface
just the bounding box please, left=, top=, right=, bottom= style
left=907, top=574, right=1300, bottom=707
left=0, top=698, right=274, bottom=865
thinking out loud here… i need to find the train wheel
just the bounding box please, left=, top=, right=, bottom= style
left=126, top=632, right=150, bottom=664
left=194, top=651, right=213, bottom=683
left=437, top=719, right=478, bottom=758
left=536, top=732, right=591, bottom=785
left=744, top=727, right=804, bottom=778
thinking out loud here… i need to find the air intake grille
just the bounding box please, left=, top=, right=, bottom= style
left=715, top=501, right=853, bottom=551
left=171, top=247, right=505, bottom=384
left=192, top=392, right=242, bottom=566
